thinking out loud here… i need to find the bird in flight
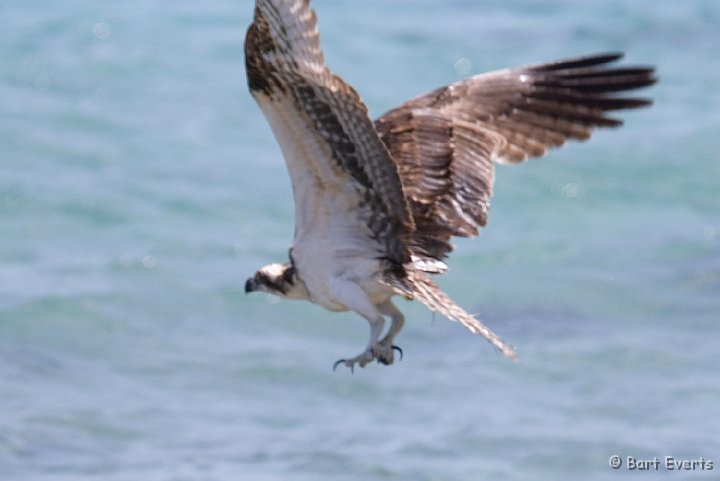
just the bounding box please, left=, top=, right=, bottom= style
left=243, top=0, right=655, bottom=371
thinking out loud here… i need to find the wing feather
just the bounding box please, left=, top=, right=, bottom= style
left=246, top=0, right=412, bottom=267
left=376, top=53, right=656, bottom=260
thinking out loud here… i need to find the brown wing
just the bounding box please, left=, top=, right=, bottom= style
left=375, top=53, right=656, bottom=261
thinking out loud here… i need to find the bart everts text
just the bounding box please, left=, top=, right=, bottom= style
left=609, top=455, right=713, bottom=471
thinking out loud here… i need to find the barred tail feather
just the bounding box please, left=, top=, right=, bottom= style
left=410, top=273, right=519, bottom=360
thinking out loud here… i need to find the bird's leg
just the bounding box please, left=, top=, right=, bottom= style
left=334, top=314, right=385, bottom=372
left=377, top=301, right=405, bottom=362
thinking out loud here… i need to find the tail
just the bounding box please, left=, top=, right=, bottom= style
left=409, top=272, right=518, bottom=360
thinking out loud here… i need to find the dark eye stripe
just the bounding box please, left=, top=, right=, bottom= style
left=269, top=280, right=286, bottom=293
left=282, top=266, right=295, bottom=285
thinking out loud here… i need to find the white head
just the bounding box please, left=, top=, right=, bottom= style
left=245, top=263, right=310, bottom=300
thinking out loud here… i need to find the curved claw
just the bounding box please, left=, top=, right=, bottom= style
left=333, top=359, right=354, bottom=373
left=392, top=345, right=403, bottom=361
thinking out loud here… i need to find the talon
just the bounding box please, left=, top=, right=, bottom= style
left=392, top=345, right=403, bottom=361
left=333, top=359, right=355, bottom=373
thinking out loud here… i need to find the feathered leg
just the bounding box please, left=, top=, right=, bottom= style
left=331, top=280, right=400, bottom=371
left=378, top=300, right=405, bottom=344
left=377, top=301, right=405, bottom=361
left=329, top=280, right=413, bottom=370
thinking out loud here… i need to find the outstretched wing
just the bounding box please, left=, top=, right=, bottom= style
left=375, top=53, right=656, bottom=260
left=246, top=0, right=412, bottom=267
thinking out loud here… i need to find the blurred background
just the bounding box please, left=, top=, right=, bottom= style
left=1, top=0, right=718, bottom=480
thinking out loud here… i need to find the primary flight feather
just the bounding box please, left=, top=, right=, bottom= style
left=243, top=0, right=656, bottom=370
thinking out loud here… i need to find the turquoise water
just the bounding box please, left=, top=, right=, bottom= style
left=1, top=0, right=719, bottom=479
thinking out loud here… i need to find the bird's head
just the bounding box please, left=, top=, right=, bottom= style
left=245, top=262, right=309, bottom=300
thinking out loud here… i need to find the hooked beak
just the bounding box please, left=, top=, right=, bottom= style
left=244, top=278, right=255, bottom=294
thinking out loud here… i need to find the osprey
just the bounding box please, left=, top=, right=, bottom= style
left=243, top=0, right=655, bottom=370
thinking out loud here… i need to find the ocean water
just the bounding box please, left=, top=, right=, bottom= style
left=1, top=0, right=719, bottom=479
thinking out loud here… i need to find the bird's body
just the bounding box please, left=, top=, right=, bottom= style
left=243, top=0, right=655, bottom=370
left=253, top=88, right=398, bottom=314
